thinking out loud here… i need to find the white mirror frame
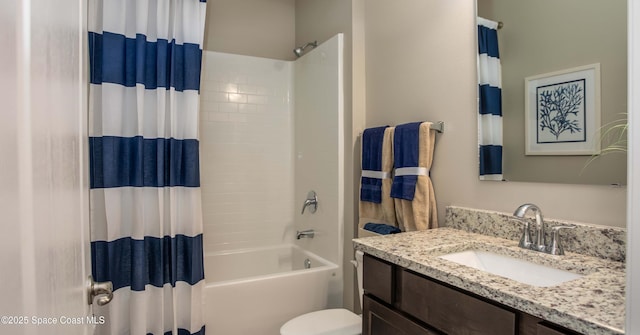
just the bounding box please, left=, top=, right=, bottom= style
left=627, top=0, right=639, bottom=332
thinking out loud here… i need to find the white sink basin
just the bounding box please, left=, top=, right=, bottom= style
left=438, top=250, right=584, bottom=287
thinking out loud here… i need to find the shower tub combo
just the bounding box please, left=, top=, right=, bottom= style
left=203, top=244, right=340, bottom=335
left=199, top=34, right=345, bottom=335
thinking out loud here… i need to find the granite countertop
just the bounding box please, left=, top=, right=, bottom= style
left=353, top=228, right=625, bottom=335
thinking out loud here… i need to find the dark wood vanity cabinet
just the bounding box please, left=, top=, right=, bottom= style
left=362, top=254, right=583, bottom=335
left=363, top=295, right=441, bottom=335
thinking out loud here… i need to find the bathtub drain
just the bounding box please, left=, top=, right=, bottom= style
left=304, top=258, right=311, bottom=269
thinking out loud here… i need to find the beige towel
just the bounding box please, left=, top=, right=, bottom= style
left=394, top=122, right=438, bottom=231
left=358, top=127, right=397, bottom=230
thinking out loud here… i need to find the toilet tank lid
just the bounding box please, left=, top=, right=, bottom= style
left=280, top=308, right=361, bottom=335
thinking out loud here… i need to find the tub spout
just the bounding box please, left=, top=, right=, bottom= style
left=296, top=229, right=315, bottom=239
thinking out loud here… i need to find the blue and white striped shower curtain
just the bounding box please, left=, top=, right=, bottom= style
left=88, top=1, right=207, bottom=334
left=477, top=17, right=503, bottom=181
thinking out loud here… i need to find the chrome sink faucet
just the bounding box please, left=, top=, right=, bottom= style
left=513, top=203, right=546, bottom=252
left=513, top=203, right=574, bottom=255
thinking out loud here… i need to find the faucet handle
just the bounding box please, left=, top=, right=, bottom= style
left=547, top=225, right=575, bottom=255
left=301, top=191, right=318, bottom=214
left=511, top=217, right=533, bottom=249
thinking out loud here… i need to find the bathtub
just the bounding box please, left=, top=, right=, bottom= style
left=203, top=244, right=341, bottom=335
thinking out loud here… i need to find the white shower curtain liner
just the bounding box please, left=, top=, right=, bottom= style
left=88, top=0, right=207, bottom=334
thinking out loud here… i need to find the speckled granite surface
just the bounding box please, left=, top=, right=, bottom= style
left=444, top=206, right=626, bottom=262
left=353, top=228, right=625, bottom=335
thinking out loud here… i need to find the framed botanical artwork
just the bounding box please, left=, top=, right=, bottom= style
left=524, top=63, right=601, bottom=155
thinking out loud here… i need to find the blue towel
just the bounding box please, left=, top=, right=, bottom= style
left=360, top=126, right=389, bottom=203
left=363, top=223, right=402, bottom=235
left=390, top=122, right=421, bottom=201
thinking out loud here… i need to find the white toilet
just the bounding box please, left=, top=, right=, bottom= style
left=279, top=251, right=365, bottom=335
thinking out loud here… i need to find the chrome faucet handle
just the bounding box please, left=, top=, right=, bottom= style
left=547, top=225, right=575, bottom=255
left=511, top=217, right=533, bottom=249
left=301, top=191, right=318, bottom=214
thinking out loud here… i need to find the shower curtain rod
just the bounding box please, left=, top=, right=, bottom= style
left=358, top=121, right=445, bottom=135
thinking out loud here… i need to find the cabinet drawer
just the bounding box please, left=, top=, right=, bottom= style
left=400, top=270, right=516, bottom=335
left=537, top=322, right=582, bottom=335
left=363, top=295, right=441, bottom=335
left=363, top=254, right=394, bottom=304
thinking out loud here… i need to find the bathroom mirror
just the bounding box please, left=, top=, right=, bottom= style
left=477, top=0, right=627, bottom=185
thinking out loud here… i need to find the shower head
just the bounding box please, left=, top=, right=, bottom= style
left=293, top=41, right=318, bottom=58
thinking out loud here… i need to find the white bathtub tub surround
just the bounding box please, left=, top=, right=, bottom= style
left=204, top=245, right=340, bottom=335
left=199, top=50, right=295, bottom=253
left=199, top=34, right=346, bottom=334
left=293, top=33, right=345, bottom=267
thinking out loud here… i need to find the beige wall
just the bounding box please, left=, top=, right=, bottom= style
left=479, top=0, right=627, bottom=185
left=295, top=0, right=351, bottom=49
left=204, top=0, right=296, bottom=60
left=364, top=0, right=626, bottom=228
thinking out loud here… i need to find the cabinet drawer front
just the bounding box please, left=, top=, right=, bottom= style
left=400, top=271, right=516, bottom=335
left=363, top=254, right=394, bottom=304
left=537, top=322, right=582, bottom=335
left=364, top=295, right=441, bottom=335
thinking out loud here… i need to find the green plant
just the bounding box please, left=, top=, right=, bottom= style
left=599, top=115, right=628, bottom=154
left=582, top=113, right=627, bottom=172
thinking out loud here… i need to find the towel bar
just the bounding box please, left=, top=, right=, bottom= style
left=358, top=121, right=444, bottom=136
left=430, top=121, right=444, bottom=133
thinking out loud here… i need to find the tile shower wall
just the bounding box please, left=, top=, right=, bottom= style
left=199, top=51, right=294, bottom=252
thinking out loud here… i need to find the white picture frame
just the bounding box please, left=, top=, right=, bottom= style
left=524, top=63, right=601, bottom=155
